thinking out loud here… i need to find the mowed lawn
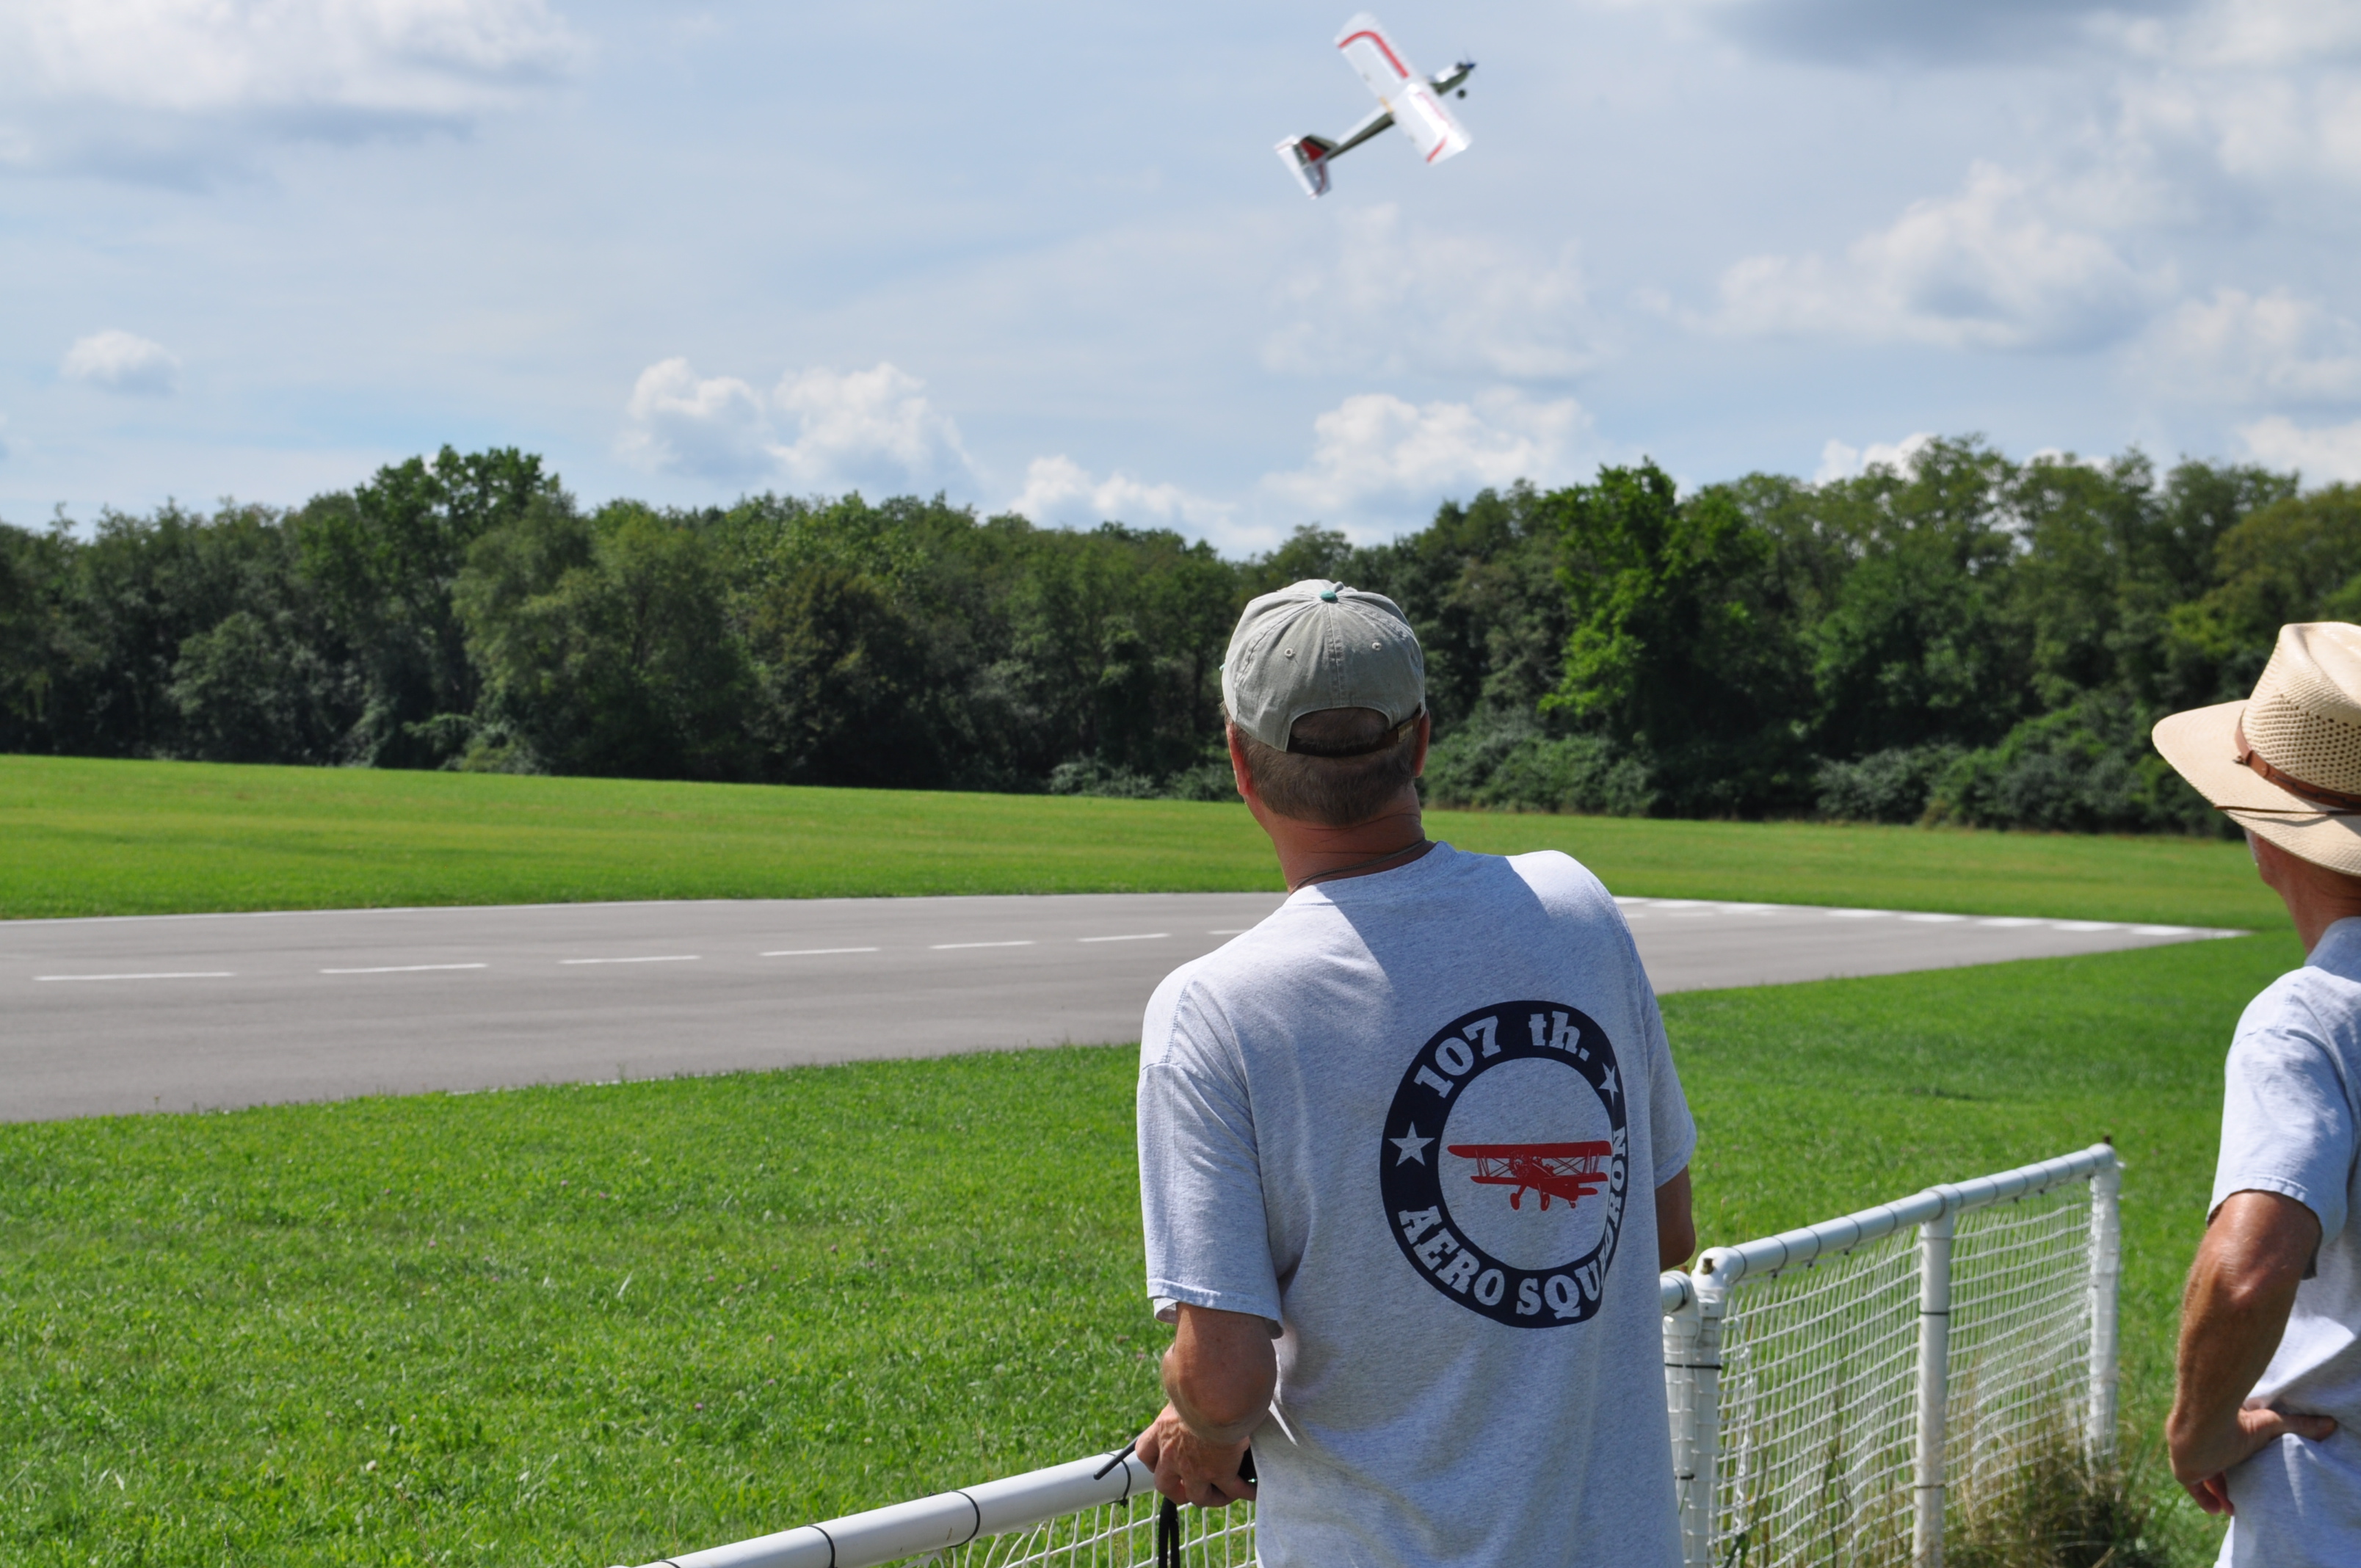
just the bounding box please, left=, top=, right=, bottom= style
left=0, top=936, right=2286, bottom=1567
left=0, top=753, right=2283, bottom=929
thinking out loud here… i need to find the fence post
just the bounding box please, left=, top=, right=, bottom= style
left=1684, top=1266, right=1729, bottom=1568
left=1662, top=1274, right=1719, bottom=1568
left=2086, top=1151, right=2122, bottom=1464
left=1912, top=1200, right=1956, bottom=1568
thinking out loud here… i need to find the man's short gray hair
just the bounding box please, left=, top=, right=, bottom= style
left=1237, top=706, right=1421, bottom=827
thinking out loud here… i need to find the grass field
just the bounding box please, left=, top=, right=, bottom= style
left=0, top=754, right=2282, bottom=929
left=0, top=934, right=2286, bottom=1567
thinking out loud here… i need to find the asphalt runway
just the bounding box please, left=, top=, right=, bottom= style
left=0, top=893, right=2239, bottom=1122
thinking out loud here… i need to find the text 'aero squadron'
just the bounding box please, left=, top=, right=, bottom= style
left=1448, top=1141, right=1614, bottom=1212
left=1277, top=12, right=1473, bottom=199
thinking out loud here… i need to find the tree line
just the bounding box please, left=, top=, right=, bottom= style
left=2, top=439, right=2357, bottom=833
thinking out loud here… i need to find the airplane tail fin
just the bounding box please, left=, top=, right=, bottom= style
left=1274, top=134, right=1335, bottom=199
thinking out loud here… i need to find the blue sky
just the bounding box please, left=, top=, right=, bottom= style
left=6, top=0, right=2361, bottom=550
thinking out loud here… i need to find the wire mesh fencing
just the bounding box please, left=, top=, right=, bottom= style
left=633, top=1144, right=2119, bottom=1568
left=1665, top=1143, right=2121, bottom=1568
left=918, top=1492, right=1255, bottom=1568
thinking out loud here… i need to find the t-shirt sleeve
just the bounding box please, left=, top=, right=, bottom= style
left=1641, top=979, right=1697, bottom=1188
left=1138, top=974, right=1283, bottom=1327
left=2213, top=984, right=2357, bottom=1244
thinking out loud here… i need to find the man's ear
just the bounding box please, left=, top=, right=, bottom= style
left=1226, top=722, right=1255, bottom=803
left=1410, top=711, right=1432, bottom=780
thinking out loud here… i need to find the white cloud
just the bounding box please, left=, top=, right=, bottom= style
left=2133, top=286, right=2361, bottom=404
left=1713, top=162, right=2173, bottom=351
left=2240, top=415, right=2361, bottom=482
left=1262, top=388, right=1594, bottom=524
left=619, top=357, right=975, bottom=495
left=1814, top=432, right=1935, bottom=484
left=1006, top=455, right=1233, bottom=536
left=0, top=0, right=581, bottom=171
left=1263, top=204, right=1599, bottom=381
left=61, top=329, right=180, bottom=395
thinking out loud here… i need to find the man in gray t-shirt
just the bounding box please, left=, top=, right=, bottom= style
left=2155, top=622, right=2361, bottom=1563
left=1133, top=580, right=1697, bottom=1568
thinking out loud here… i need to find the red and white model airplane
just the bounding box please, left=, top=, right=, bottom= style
left=1277, top=12, right=1473, bottom=199
left=1447, top=1141, right=1613, bottom=1212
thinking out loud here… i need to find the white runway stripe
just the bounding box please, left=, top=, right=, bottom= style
left=761, top=947, right=882, bottom=957
left=561, top=955, right=700, bottom=965
left=931, top=940, right=1035, bottom=950
left=38, top=971, right=233, bottom=982
left=1080, top=932, right=1168, bottom=943
left=321, top=963, right=488, bottom=974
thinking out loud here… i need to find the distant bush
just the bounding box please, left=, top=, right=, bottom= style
left=1928, top=692, right=2224, bottom=836
left=1423, top=712, right=1657, bottom=816
left=1815, top=744, right=1965, bottom=824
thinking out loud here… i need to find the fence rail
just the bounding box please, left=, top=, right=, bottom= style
left=628, top=1143, right=2119, bottom=1568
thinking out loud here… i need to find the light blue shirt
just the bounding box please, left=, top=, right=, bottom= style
left=2216, top=917, right=2361, bottom=1564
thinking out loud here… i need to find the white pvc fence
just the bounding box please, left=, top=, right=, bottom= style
left=626, top=1143, right=2119, bottom=1568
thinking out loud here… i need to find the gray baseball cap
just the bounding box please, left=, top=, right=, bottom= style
left=1222, top=579, right=1426, bottom=752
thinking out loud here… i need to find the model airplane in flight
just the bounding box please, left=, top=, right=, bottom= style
left=1277, top=12, right=1473, bottom=199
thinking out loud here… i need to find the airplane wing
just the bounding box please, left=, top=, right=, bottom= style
left=1334, top=12, right=1471, bottom=167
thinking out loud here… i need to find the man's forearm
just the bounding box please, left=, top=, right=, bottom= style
left=2168, top=1190, right=2320, bottom=1485
left=2170, top=1257, right=2299, bottom=1467
left=1162, top=1304, right=1278, bottom=1446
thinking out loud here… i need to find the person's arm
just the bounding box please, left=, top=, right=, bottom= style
left=2167, top=1189, right=2336, bottom=1513
left=1658, top=1166, right=1696, bottom=1270
left=1134, top=1303, right=1277, bottom=1509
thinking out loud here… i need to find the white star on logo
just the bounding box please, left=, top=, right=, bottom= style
left=1390, top=1125, right=1434, bottom=1165
left=1601, top=1065, right=1620, bottom=1101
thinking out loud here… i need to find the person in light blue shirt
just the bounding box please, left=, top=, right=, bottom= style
left=2155, top=623, right=2361, bottom=1564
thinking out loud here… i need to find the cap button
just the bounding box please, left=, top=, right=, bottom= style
left=1319, top=587, right=1339, bottom=602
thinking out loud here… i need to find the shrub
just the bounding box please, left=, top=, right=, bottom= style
left=1816, top=744, right=1966, bottom=824
left=1423, top=711, right=1657, bottom=816
left=1926, top=692, right=2224, bottom=836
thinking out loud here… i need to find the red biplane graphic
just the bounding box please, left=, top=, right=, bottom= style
left=1447, top=1141, right=1612, bottom=1212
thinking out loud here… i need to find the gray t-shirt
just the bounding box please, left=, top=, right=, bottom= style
left=1138, top=843, right=1695, bottom=1568
left=2214, top=917, right=2361, bottom=1566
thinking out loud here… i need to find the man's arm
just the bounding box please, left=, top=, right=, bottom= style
left=2167, top=1188, right=2336, bottom=1514
left=1134, top=1303, right=1277, bottom=1509
left=1658, top=1167, right=1696, bottom=1271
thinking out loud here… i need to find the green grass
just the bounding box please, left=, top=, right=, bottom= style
left=0, top=754, right=2284, bottom=929
left=1, top=936, right=2285, bottom=1566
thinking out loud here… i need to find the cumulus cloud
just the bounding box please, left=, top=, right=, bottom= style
left=1006, top=456, right=1233, bottom=535
left=61, top=329, right=180, bottom=395
left=1263, top=204, right=1598, bottom=381
left=1814, top=432, right=1935, bottom=484
left=2240, top=415, right=2361, bottom=483
left=619, top=357, right=975, bottom=494
left=2133, top=286, right=2361, bottom=404
left=1712, top=162, right=2172, bottom=352
left=1262, top=389, right=1594, bottom=523
left=1700, top=0, right=2192, bottom=67
left=0, top=0, right=582, bottom=173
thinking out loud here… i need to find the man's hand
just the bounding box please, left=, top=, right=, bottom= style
left=1135, top=1402, right=1255, bottom=1509
left=1135, top=1303, right=1277, bottom=1509
left=2169, top=1188, right=2336, bottom=1514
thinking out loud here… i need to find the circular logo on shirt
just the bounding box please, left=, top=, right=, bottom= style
left=1379, top=1001, right=1629, bottom=1328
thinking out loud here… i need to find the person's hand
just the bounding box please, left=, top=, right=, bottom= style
left=2171, top=1398, right=2337, bottom=1514
left=1134, top=1403, right=1256, bottom=1509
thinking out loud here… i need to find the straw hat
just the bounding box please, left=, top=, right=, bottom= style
left=2154, top=622, right=2361, bottom=875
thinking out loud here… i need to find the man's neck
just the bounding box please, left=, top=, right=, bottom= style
left=1252, top=794, right=1432, bottom=893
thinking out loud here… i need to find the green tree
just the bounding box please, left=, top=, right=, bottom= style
left=1545, top=462, right=1813, bottom=815
left=294, top=446, right=557, bottom=766
left=457, top=499, right=751, bottom=779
